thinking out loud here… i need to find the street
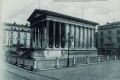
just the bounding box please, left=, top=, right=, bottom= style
left=2, top=60, right=120, bottom=80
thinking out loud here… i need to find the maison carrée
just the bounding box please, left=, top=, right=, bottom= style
left=27, top=9, right=99, bottom=58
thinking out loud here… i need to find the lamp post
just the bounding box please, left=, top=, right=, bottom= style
left=66, top=32, right=73, bottom=67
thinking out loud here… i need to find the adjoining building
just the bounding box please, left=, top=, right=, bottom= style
left=98, top=21, right=120, bottom=55
left=4, top=22, right=31, bottom=53
left=27, top=9, right=98, bottom=58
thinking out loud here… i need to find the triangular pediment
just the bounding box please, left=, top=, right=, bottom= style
left=27, top=9, right=45, bottom=22
left=35, top=14, right=41, bottom=18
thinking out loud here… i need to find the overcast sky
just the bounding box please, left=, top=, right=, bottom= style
left=2, top=0, right=120, bottom=25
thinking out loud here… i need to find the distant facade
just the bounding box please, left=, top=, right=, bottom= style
left=98, top=21, right=120, bottom=55
left=4, top=22, right=31, bottom=53
left=27, top=9, right=98, bottom=58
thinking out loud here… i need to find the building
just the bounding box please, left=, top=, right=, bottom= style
left=4, top=22, right=31, bottom=53
left=98, top=21, right=120, bottom=55
left=27, top=9, right=98, bottom=58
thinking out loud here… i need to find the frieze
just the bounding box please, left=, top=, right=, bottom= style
left=47, top=15, right=96, bottom=29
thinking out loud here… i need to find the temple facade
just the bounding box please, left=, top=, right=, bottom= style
left=27, top=9, right=98, bottom=58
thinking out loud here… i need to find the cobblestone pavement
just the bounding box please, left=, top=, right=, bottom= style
left=36, top=61, right=120, bottom=80
left=3, top=60, right=120, bottom=80
left=3, top=63, right=58, bottom=80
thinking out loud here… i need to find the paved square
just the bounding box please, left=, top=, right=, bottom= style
left=4, top=61, right=120, bottom=80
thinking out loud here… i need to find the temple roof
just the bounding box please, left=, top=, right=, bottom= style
left=27, top=9, right=98, bottom=25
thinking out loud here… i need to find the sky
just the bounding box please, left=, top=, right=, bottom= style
left=1, top=0, right=120, bottom=25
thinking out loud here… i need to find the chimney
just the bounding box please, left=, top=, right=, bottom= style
left=14, top=21, right=16, bottom=25
left=26, top=23, right=28, bottom=26
left=106, top=22, right=110, bottom=25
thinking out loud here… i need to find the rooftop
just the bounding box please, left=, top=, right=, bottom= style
left=4, top=22, right=30, bottom=28
left=98, top=21, right=120, bottom=30
left=102, top=21, right=120, bottom=27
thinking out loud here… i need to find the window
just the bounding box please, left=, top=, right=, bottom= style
left=117, top=30, right=120, bottom=35
left=107, top=37, right=112, bottom=42
left=22, top=28, right=24, bottom=31
left=100, top=38, right=104, bottom=43
left=10, top=27, right=13, bottom=30
left=24, top=33, right=27, bottom=38
left=108, top=30, right=111, bottom=36
left=101, top=32, right=103, bottom=36
left=10, top=32, right=13, bottom=37
left=24, top=39, right=27, bottom=46
left=17, top=39, right=20, bottom=45
left=18, top=33, right=20, bottom=38
left=14, top=27, right=16, bottom=30
left=10, top=39, right=13, bottom=45
left=117, top=37, right=120, bottom=43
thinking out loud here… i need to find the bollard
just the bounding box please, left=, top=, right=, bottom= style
left=107, top=55, right=109, bottom=61
left=55, top=58, right=59, bottom=68
left=115, top=55, right=117, bottom=60
left=86, top=56, right=89, bottom=64
left=72, top=57, right=76, bottom=66
left=97, top=56, right=100, bottom=63
left=9, top=56, right=11, bottom=63
left=33, top=59, right=37, bottom=70
left=15, top=57, right=18, bottom=65
left=22, top=59, right=25, bottom=68
left=30, top=66, right=33, bottom=71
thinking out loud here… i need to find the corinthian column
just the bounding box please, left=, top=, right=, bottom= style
left=76, top=26, right=79, bottom=48
left=46, top=20, right=49, bottom=48
left=74, top=25, right=76, bottom=48
left=92, top=29, right=95, bottom=48
left=84, top=27, right=86, bottom=48
left=59, top=22, right=61, bottom=48
left=71, top=25, right=74, bottom=48
left=36, top=26, right=38, bottom=48
left=88, top=28, right=91, bottom=49
left=65, top=24, right=69, bottom=48
left=53, top=21, right=56, bottom=48
left=34, top=26, right=36, bottom=48
left=80, top=27, right=83, bottom=48
left=38, top=27, right=41, bottom=48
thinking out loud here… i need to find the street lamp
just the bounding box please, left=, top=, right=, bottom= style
left=66, top=32, right=73, bottom=67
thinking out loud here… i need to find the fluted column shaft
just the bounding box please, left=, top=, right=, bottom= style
left=34, top=26, right=37, bottom=48
left=38, top=27, right=41, bottom=48
left=53, top=21, right=56, bottom=48
left=80, top=27, right=83, bottom=48
left=59, top=22, right=61, bottom=48
left=88, top=28, right=91, bottom=48
left=92, top=29, right=95, bottom=48
left=74, top=25, right=76, bottom=48
left=46, top=20, right=49, bottom=48
left=36, top=26, right=38, bottom=48
left=84, top=27, right=87, bottom=48
left=78, top=26, right=80, bottom=47
left=65, top=24, right=69, bottom=48
left=71, top=25, right=74, bottom=48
